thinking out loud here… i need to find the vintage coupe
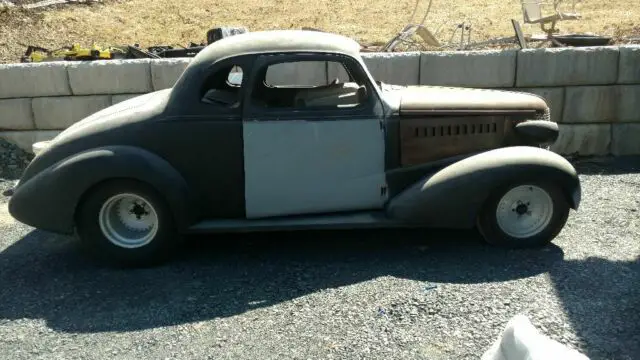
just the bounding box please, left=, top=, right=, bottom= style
left=9, top=30, right=581, bottom=267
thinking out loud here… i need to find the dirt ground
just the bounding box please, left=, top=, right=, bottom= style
left=0, top=0, right=639, bottom=63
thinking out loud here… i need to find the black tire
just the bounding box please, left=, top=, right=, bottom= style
left=75, top=179, right=182, bottom=268
left=477, top=181, right=570, bottom=248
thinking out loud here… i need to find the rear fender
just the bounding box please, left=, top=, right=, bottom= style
left=386, top=146, right=581, bottom=229
left=9, top=145, right=193, bottom=234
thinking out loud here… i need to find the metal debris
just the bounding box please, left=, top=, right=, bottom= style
left=20, top=27, right=249, bottom=62
left=12, top=0, right=101, bottom=10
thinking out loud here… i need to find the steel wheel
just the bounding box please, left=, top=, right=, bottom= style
left=76, top=179, right=182, bottom=267
left=477, top=181, right=570, bottom=248
left=98, top=193, right=159, bottom=249
left=495, top=185, right=554, bottom=239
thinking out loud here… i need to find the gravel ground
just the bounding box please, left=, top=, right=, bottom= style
left=0, top=142, right=638, bottom=360
left=0, top=139, right=33, bottom=181
left=0, top=139, right=33, bottom=202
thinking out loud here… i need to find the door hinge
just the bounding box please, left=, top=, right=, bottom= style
left=380, top=186, right=388, bottom=197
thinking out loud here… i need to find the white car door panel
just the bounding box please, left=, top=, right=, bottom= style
left=243, top=118, right=387, bottom=219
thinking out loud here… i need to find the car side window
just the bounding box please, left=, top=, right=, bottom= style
left=265, top=61, right=331, bottom=87
left=251, top=59, right=369, bottom=111
left=200, top=64, right=244, bottom=110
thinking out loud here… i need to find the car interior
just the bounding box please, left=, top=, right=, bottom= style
left=251, top=60, right=368, bottom=110
left=200, top=64, right=243, bottom=108
left=200, top=60, right=370, bottom=111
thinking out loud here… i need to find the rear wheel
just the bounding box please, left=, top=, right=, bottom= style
left=477, top=181, right=570, bottom=248
left=75, top=179, right=182, bottom=267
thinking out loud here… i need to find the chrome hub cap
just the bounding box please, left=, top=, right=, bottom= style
left=496, top=185, right=554, bottom=239
left=98, top=193, right=159, bottom=248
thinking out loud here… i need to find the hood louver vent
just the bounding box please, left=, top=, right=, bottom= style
left=413, top=122, right=499, bottom=138
left=400, top=116, right=508, bottom=166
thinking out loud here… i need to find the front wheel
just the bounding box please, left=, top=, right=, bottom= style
left=477, top=182, right=570, bottom=248
left=75, top=179, right=182, bottom=267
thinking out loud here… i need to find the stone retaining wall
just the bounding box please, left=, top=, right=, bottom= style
left=1, top=45, right=639, bottom=156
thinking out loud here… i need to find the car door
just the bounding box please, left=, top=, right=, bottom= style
left=150, top=55, right=251, bottom=221
left=241, top=53, right=388, bottom=219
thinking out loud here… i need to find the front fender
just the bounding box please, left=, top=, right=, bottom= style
left=9, top=145, right=193, bottom=234
left=386, top=146, right=581, bottom=229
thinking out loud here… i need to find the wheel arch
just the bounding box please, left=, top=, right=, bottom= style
left=9, top=145, right=196, bottom=234
left=385, top=146, right=581, bottom=229
left=71, top=146, right=196, bottom=232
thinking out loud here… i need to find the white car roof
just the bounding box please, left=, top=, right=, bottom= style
left=190, top=30, right=362, bottom=67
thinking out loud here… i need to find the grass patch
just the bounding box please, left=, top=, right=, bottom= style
left=1, top=0, right=638, bottom=63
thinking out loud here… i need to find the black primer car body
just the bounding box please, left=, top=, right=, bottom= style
left=9, top=30, right=581, bottom=266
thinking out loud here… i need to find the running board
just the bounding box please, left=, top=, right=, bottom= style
left=187, top=211, right=418, bottom=234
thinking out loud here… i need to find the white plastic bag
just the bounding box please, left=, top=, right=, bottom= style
left=482, top=314, right=590, bottom=360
